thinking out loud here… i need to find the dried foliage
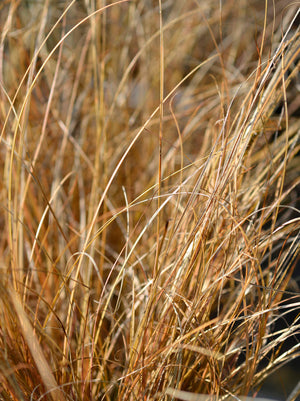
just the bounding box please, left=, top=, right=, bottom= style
left=0, top=1, right=299, bottom=400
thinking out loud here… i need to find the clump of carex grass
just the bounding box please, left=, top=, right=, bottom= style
left=0, top=1, right=299, bottom=400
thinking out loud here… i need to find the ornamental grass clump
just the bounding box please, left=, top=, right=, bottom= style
left=0, top=1, right=299, bottom=400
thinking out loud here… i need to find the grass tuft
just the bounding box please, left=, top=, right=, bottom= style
left=0, top=1, right=299, bottom=400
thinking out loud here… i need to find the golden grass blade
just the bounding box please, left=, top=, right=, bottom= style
left=8, top=286, right=66, bottom=401
left=166, top=388, right=279, bottom=401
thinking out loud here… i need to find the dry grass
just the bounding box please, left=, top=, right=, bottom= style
left=0, top=1, right=299, bottom=400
